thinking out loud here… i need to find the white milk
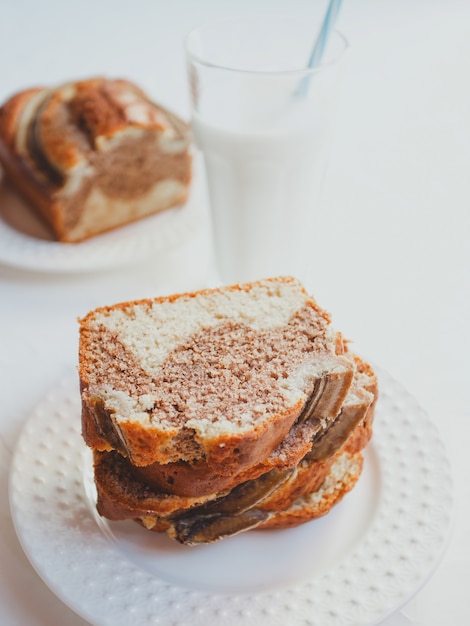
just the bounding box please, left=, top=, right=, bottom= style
left=193, top=92, right=332, bottom=283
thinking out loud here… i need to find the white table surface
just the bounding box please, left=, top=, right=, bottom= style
left=0, top=0, right=469, bottom=624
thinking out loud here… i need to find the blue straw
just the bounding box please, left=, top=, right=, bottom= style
left=307, top=0, right=343, bottom=69
left=296, top=0, right=343, bottom=96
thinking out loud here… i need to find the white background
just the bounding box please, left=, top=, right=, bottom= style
left=0, top=1, right=469, bottom=624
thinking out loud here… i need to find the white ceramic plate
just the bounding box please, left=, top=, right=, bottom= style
left=9, top=368, right=453, bottom=626
left=0, top=162, right=203, bottom=273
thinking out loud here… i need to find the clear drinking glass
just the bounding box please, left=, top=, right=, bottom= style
left=185, top=16, right=348, bottom=284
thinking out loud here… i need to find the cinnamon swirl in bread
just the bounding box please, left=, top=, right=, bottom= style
left=0, top=78, right=192, bottom=242
left=79, top=277, right=355, bottom=469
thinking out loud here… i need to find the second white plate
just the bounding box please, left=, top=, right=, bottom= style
left=9, top=368, right=453, bottom=626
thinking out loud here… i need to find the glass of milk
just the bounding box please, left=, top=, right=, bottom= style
left=185, top=16, right=349, bottom=285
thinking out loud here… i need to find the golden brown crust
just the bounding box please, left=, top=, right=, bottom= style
left=258, top=458, right=334, bottom=513
left=127, top=419, right=310, bottom=497
left=72, top=78, right=130, bottom=140
left=71, top=78, right=168, bottom=140
left=78, top=276, right=322, bottom=325
left=93, top=450, right=221, bottom=520
left=0, top=88, right=61, bottom=234
left=35, top=86, right=89, bottom=173
left=257, top=452, right=364, bottom=530
left=259, top=407, right=372, bottom=515
left=98, top=412, right=325, bottom=498
left=0, top=88, right=43, bottom=150
left=344, top=355, right=378, bottom=454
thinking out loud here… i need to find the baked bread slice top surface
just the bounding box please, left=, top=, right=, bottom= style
left=79, top=277, right=354, bottom=466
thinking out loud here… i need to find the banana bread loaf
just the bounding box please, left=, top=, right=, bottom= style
left=0, top=77, right=192, bottom=242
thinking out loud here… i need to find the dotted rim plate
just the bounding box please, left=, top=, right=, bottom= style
left=0, top=158, right=203, bottom=274
left=9, top=367, right=453, bottom=626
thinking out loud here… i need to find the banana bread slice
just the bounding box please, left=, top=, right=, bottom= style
left=79, top=277, right=355, bottom=470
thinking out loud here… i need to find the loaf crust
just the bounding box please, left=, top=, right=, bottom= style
left=0, top=78, right=192, bottom=242
left=257, top=451, right=364, bottom=530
